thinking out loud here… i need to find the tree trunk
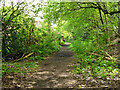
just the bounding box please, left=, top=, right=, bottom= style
left=98, top=9, right=104, bottom=25
left=118, top=1, right=120, bottom=60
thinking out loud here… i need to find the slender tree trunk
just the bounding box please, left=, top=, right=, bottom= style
left=98, top=9, right=104, bottom=25
left=118, top=1, right=120, bottom=60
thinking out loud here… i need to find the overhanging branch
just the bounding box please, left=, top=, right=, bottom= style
left=67, top=2, right=120, bottom=15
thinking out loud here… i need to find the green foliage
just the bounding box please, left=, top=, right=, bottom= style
left=2, top=3, right=62, bottom=76
left=43, top=2, right=120, bottom=80
left=2, top=5, right=61, bottom=61
left=69, top=38, right=97, bottom=54
left=2, top=1, right=120, bottom=80
left=30, top=56, right=44, bottom=61
left=74, top=55, right=120, bottom=79
left=2, top=61, right=39, bottom=75
left=2, top=5, right=37, bottom=59
left=60, top=41, right=65, bottom=45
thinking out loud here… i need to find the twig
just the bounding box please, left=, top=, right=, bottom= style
left=100, top=50, right=113, bottom=60
left=88, top=51, right=117, bottom=61
left=88, top=53, right=101, bottom=57
left=12, top=52, right=34, bottom=62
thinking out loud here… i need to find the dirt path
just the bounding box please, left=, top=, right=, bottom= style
left=20, top=43, right=78, bottom=88
left=3, top=43, right=120, bottom=89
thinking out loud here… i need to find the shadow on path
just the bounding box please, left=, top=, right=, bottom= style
left=21, top=42, right=78, bottom=88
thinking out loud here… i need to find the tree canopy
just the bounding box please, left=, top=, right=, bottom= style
left=1, top=1, right=120, bottom=87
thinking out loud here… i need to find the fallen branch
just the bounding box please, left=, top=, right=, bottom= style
left=88, top=52, right=101, bottom=57
left=88, top=51, right=117, bottom=61
left=12, top=52, right=34, bottom=62
left=100, top=50, right=113, bottom=60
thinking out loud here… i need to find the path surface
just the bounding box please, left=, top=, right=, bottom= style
left=3, top=43, right=120, bottom=89
left=22, top=43, right=78, bottom=88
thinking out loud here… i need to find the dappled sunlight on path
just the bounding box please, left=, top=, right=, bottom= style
left=21, top=44, right=78, bottom=88
left=3, top=43, right=120, bottom=89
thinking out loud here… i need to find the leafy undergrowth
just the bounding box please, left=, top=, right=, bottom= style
left=73, top=54, right=120, bottom=80
left=2, top=57, right=44, bottom=76
left=2, top=57, right=44, bottom=87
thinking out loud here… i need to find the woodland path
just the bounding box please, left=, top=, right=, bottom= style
left=20, top=42, right=78, bottom=88
left=3, top=43, right=120, bottom=89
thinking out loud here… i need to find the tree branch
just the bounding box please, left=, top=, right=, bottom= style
left=98, top=8, right=104, bottom=24
left=69, top=2, right=120, bottom=15
left=110, top=11, right=120, bottom=15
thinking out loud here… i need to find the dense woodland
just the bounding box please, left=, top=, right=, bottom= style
left=44, top=2, right=120, bottom=81
left=1, top=1, right=120, bottom=88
